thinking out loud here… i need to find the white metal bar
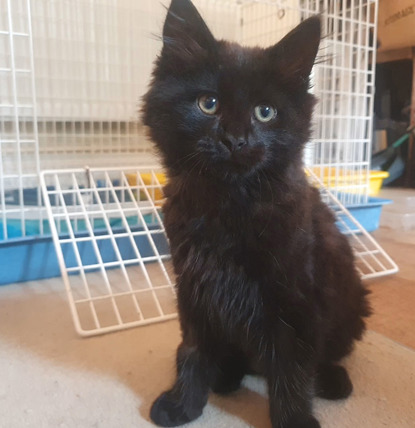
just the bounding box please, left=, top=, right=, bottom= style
left=27, top=0, right=42, bottom=234
left=0, top=68, right=31, bottom=73
left=46, top=186, right=162, bottom=196
left=65, top=254, right=171, bottom=272
left=74, top=284, right=175, bottom=303
left=7, top=0, right=26, bottom=237
left=41, top=165, right=161, bottom=175
left=0, top=0, right=8, bottom=241
left=0, top=139, right=38, bottom=143
left=0, top=30, right=29, bottom=36
left=76, top=313, right=178, bottom=338
left=60, top=230, right=167, bottom=243
left=366, top=0, right=378, bottom=184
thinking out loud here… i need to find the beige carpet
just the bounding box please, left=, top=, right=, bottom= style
left=0, top=279, right=414, bottom=428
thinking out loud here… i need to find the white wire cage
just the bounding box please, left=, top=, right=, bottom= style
left=0, top=0, right=398, bottom=336
left=40, top=166, right=177, bottom=336
left=0, top=0, right=378, bottom=240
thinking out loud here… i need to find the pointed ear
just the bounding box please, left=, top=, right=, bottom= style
left=268, top=16, right=321, bottom=86
left=162, top=0, right=216, bottom=59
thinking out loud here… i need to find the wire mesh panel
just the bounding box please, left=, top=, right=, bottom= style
left=239, top=0, right=378, bottom=206
left=40, top=166, right=176, bottom=336
left=309, top=0, right=378, bottom=206
left=0, top=0, right=241, bottom=242
left=28, top=0, right=240, bottom=171
left=0, top=0, right=41, bottom=240
left=307, top=168, right=398, bottom=279
left=2, top=0, right=379, bottom=240
left=29, top=0, right=163, bottom=170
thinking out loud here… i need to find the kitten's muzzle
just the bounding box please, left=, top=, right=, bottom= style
left=220, top=133, right=247, bottom=153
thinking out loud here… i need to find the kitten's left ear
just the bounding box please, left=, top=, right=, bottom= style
left=268, top=16, right=321, bottom=85
left=162, top=0, right=216, bottom=58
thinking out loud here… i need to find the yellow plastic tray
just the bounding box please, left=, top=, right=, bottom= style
left=128, top=169, right=389, bottom=200
left=309, top=167, right=389, bottom=196
left=126, top=172, right=166, bottom=201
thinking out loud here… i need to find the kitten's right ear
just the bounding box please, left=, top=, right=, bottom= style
left=162, top=0, right=216, bottom=59
left=268, top=16, right=321, bottom=87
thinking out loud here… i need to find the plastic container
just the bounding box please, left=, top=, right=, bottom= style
left=0, top=215, right=167, bottom=285
left=379, top=188, right=415, bottom=231
left=126, top=173, right=166, bottom=201
left=310, top=167, right=389, bottom=196
left=337, top=197, right=392, bottom=233
left=380, top=211, right=415, bottom=231
left=368, top=171, right=391, bottom=195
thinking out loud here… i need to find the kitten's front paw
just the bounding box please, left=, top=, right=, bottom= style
left=286, top=413, right=321, bottom=428
left=150, top=391, right=203, bottom=427
left=316, top=364, right=353, bottom=400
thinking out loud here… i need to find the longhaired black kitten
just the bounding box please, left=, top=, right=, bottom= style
left=143, top=1, right=370, bottom=427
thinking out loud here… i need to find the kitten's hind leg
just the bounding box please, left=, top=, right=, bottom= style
left=211, top=352, right=247, bottom=395
left=150, top=342, right=210, bottom=427
left=316, top=363, right=353, bottom=400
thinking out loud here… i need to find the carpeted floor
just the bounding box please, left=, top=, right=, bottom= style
left=0, top=278, right=414, bottom=428
left=370, top=227, right=415, bottom=349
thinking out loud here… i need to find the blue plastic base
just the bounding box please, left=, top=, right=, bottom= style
left=337, top=197, right=392, bottom=233
left=0, top=224, right=169, bottom=286
left=0, top=236, right=60, bottom=285
left=0, top=197, right=392, bottom=285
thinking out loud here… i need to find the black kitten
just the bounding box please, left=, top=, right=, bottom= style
left=143, top=1, right=371, bottom=427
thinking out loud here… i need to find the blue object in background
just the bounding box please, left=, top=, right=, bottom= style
left=0, top=223, right=169, bottom=285
left=0, top=198, right=391, bottom=285
left=336, top=197, right=392, bottom=233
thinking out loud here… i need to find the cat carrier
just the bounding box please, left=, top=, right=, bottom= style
left=0, top=0, right=397, bottom=336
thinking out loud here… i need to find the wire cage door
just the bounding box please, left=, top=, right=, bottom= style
left=306, top=169, right=398, bottom=279
left=40, top=167, right=176, bottom=336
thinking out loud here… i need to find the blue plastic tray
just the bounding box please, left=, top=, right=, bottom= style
left=0, top=198, right=391, bottom=285
left=0, top=220, right=169, bottom=285
left=337, top=197, right=392, bottom=233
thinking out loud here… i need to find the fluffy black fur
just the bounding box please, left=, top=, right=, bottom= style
left=143, top=1, right=371, bottom=427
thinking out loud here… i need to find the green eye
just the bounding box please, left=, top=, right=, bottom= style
left=254, top=105, right=277, bottom=122
left=198, top=95, right=219, bottom=115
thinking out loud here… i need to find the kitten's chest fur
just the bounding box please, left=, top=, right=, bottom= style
left=162, top=171, right=316, bottom=343
left=164, top=171, right=311, bottom=269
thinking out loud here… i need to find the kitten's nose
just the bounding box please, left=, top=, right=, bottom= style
left=221, top=133, right=247, bottom=152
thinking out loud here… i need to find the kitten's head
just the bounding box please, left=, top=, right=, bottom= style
left=143, top=0, right=320, bottom=179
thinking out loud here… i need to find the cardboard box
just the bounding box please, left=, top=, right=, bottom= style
left=377, top=0, right=415, bottom=51
left=373, top=130, right=388, bottom=154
